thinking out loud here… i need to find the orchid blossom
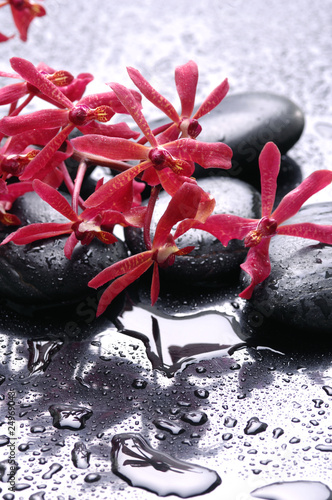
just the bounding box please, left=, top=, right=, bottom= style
left=72, top=81, right=232, bottom=204
left=0, top=178, right=33, bottom=225
left=127, top=60, right=229, bottom=143
left=1, top=179, right=147, bottom=259
left=175, top=142, right=332, bottom=299
left=0, top=63, right=94, bottom=113
left=0, top=58, right=140, bottom=181
left=88, top=182, right=215, bottom=316
left=0, top=0, right=46, bottom=42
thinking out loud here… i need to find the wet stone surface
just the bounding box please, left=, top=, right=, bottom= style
left=125, top=176, right=261, bottom=284
left=0, top=191, right=128, bottom=307
left=197, top=92, right=305, bottom=180
left=243, top=203, right=332, bottom=334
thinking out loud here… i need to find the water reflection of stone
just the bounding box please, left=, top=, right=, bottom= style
left=115, top=304, right=246, bottom=377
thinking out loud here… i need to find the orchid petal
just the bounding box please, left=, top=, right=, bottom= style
left=95, top=258, right=153, bottom=317
left=10, top=4, right=46, bottom=42
left=84, top=161, right=150, bottom=208
left=156, top=169, right=197, bottom=197
left=78, top=120, right=140, bottom=139
left=272, top=170, right=332, bottom=225
left=175, top=214, right=257, bottom=246
left=194, top=78, right=229, bottom=120
left=32, top=179, right=78, bottom=222
left=259, top=142, right=281, bottom=217
left=96, top=231, right=118, bottom=245
left=64, top=232, right=79, bottom=259
left=20, top=124, right=74, bottom=180
left=89, top=251, right=153, bottom=288
left=72, top=134, right=148, bottom=161
left=10, top=58, right=73, bottom=109
left=60, top=73, right=94, bottom=102
left=1, top=222, right=72, bottom=246
left=277, top=222, right=332, bottom=244
left=127, top=66, right=180, bottom=125
left=165, top=138, right=233, bottom=169
left=150, top=262, right=160, bottom=306
left=0, top=33, right=15, bottom=43
left=0, top=109, right=68, bottom=136
left=175, top=60, right=198, bottom=118
left=153, top=182, right=206, bottom=248
left=239, top=238, right=271, bottom=299
left=6, top=181, right=33, bottom=199
left=0, top=212, right=21, bottom=226
left=79, top=89, right=142, bottom=114
left=108, top=82, right=158, bottom=147
left=156, top=123, right=180, bottom=144
left=4, top=128, right=60, bottom=155
left=0, top=82, right=27, bottom=105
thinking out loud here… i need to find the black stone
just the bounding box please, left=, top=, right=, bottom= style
left=196, top=92, right=305, bottom=180
left=243, top=203, right=332, bottom=334
left=0, top=191, right=128, bottom=306
left=125, top=176, right=261, bottom=284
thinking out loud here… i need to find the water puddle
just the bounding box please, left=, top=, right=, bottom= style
left=111, top=432, right=221, bottom=497
left=251, top=480, right=332, bottom=500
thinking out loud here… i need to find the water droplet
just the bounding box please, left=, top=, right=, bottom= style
left=273, top=427, right=284, bottom=439
left=181, top=411, right=208, bottom=426
left=244, top=417, right=268, bottom=435
left=0, top=459, right=19, bottom=482
left=290, top=437, right=301, bottom=444
left=30, top=425, right=45, bottom=433
left=18, top=443, right=30, bottom=452
left=153, top=418, right=185, bottom=435
left=111, top=433, right=221, bottom=497
left=28, top=340, right=63, bottom=374
left=42, top=463, right=63, bottom=479
left=194, top=389, right=209, bottom=399
left=313, top=399, right=324, bottom=408
left=323, top=386, right=332, bottom=396
left=0, top=435, right=9, bottom=447
left=315, top=443, right=332, bottom=452
left=84, top=473, right=101, bottom=483
left=224, top=416, right=237, bottom=428
left=132, top=378, right=147, bottom=389
left=251, top=480, right=332, bottom=500
left=29, top=492, right=46, bottom=500
left=49, top=404, right=92, bottom=430
left=71, top=442, right=91, bottom=469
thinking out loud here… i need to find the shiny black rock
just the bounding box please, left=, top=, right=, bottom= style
left=242, top=203, right=332, bottom=334
left=0, top=191, right=128, bottom=306
left=197, top=92, right=305, bottom=180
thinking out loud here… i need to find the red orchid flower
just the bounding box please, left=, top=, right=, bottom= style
left=0, top=0, right=46, bottom=42
left=1, top=178, right=147, bottom=259
left=0, top=58, right=140, bottom=181
left=0, top=178, right=33, bottom=225
left=72, top=81, right=232, bottom=204
left=0, top=128, right=73, bottom=185
left=127, top=60, right=229, bottom=143
left=175, top=142, right=332, bottom=299
left=88, top=182, right=216, bottom=316
left=0, top=64, right=94, bottom=113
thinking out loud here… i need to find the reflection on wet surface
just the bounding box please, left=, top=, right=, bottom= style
left=0, top=289, right=332, bottom=499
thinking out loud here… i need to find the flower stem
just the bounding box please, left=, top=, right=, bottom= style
left=144, top=185, right=161, bottom=250
left=72, top=159, right=87, bottom=213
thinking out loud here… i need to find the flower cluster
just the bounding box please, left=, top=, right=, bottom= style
left=0, top=0, right=46, bottom=42
left=0, top=57, right=332, bottom=316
